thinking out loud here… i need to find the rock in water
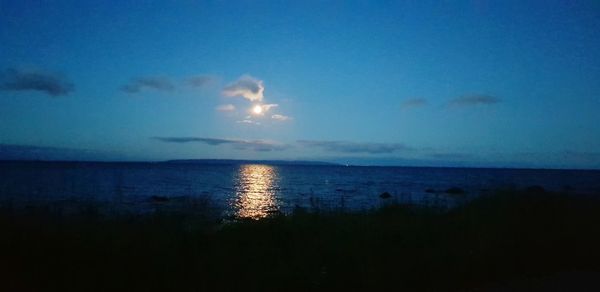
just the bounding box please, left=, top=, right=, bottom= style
left=379, top=192, right=392, bottom=199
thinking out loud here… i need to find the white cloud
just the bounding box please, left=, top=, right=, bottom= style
left=222, top=75, right=264, bottom=102
left=272, top=114, right=292, bottom=121
left=216, top=104, right=235, bottom=112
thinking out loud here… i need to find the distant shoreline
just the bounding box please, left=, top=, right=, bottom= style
left=1, top=159, right=600, bottom=171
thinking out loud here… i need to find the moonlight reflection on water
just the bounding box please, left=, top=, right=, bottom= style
left=233, top=164, right=280, bottom=219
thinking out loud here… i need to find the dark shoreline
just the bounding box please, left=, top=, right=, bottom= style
left=2, top=189, right=600, bottom=291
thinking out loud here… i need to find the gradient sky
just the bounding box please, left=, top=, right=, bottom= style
left=1, top=0, right=599, bottom=168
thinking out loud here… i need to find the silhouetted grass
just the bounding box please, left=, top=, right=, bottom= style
left=1, top=189, right=600, bottom=291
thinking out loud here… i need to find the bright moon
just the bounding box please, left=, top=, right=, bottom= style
left=253, top=105, right=263, bottom=114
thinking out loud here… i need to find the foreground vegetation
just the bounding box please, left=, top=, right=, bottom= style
left=1, top=189, right=600, bottom=291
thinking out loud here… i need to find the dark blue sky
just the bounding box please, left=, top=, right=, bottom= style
left=1, top=1, right=599, bottom=168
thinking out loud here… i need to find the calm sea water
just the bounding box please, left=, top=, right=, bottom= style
left=1, top=161, right=599, bottom=219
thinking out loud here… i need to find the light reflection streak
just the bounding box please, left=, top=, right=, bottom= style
left=233, top=164, right=280, bottom=219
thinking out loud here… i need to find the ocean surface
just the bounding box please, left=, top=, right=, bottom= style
left=1, top=161, right=599, bottom=219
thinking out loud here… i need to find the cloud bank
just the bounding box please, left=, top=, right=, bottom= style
left=0, top=144, right=117, bottom=161
left=448, top=94, right=500, bottom=107
left=222, top=75, right=264, bottom=102
left=0, top=68, right=74, bottom=97
left=297, top=140, right=409, bottom=154
left=121, top=77, right=175, bottom=93
left=153, top=136, right=289, bottom=152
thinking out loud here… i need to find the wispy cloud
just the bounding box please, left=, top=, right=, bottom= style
left=400, top=98, right=428, bottom=110
left=153, top=136, right=289, bottom=151
left=0, top=68, right=74, bottom=97
left=216, top=104, right=236, bottom=112
left=236, top=119, right=260, bottom=125
left=121, top=76, right=175, bottom=93
left=448, top=94, right=500, bottom=107
left=262, top=103, right=278, bottom=111
left=154, top=137, right=232, bottom=145
left=222, top=75, right=264, bottom=102
left=297, top=140, right=410, bottom=154
left=272, top=114, right=292, bottom=121
left=186, top=75, right=216, bottom=88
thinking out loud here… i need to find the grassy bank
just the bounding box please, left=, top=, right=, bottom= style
left=1, top=189, right=600, bottom=291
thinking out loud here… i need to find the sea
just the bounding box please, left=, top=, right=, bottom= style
left=1, top=161, right=599, bottom=219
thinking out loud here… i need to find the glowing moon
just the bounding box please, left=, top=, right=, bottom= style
left=253, top=105, right=263, bottom=115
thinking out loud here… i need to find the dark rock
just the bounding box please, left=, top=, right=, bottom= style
left=150, top=195, right=169, bottom=203
left=525, top=185, right=546, bottom=194
left=379, top=192, right=392, bottom=199
left=445, top=187, right=465, bottom=195
left=425, top=188, right=436, bottom=193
